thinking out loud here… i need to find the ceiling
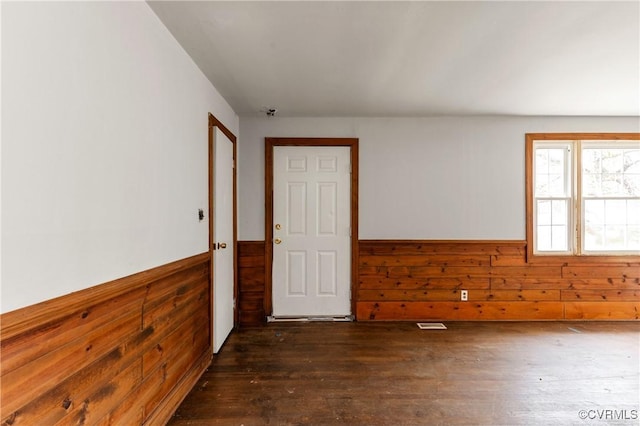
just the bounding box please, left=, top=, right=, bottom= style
left=148, top=1, right=640, bottom=117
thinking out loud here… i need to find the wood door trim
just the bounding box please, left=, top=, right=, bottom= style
left=265, top=137, right=359, bottom=316
left=208, top=113, right=239, bottom=330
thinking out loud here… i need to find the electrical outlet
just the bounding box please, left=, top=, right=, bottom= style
left=460, top=290, right=468, bottom=301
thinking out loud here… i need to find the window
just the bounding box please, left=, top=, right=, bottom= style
left=526, top=133, right=640, bottom=258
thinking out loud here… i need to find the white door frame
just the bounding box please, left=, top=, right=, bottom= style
left=265, top=138, right=359, bottom=318
left=208, top=113, right=237, bottom=353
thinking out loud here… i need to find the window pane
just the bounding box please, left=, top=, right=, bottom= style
left=605, top=199, right=626, bottom=224
left=535, top=147, right=568, bottom=197
left=628, top=200, right=640, bottom=225
left=583, top=146, right=640, bottom=197
left=537, top=200, right=551, bottom=225
left=548, top=174, right=565, bottom=196
left=582, top=149, right=601, bottom=174
left=584, top=198, right=640, bottom=252
left=584, top=224, right=603, bottom=251
left=537, top=225, right=552, bottom=251
left=551, top=200, right=567, bottom=225
left=604, top=225, right=625, bottom=250
left=625, top=150, right=640, bottom=173
left=601, top=174, right=623, bottom=196
left=551, top=225, right=568, bottom=251
left=535, top=175, right=549, bottom=197
left=583, top=173, right=601, bottom=197
left=536, top=198, right=569, bottom=252
left=549, top=149, right=565, bottom=174
left=536, top=150, right=549, bottom=175
left=623, top=174, right=640, bottom=197
left=628, top=226, right=640, bottom=250
left=585, top=199, right=604, bottom=226
left=601, top=149, right=623, bottom=173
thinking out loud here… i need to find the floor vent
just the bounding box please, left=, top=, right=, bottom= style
left=268, top=315, right=354, bottom=323
left=417, top=322, right=447, bottom=330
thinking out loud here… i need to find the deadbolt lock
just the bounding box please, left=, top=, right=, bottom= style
left=275, top=224, right=282, bottom=230
left=274, top=238, right=282, bottom=244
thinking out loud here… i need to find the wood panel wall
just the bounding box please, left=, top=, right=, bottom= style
left=357, top=240, right=640, bottom=321
left=0, top=253, right=212, bottom=426
left=237, top=241, right=266, bottom=326
left=237, top=239, right=639, bottom=323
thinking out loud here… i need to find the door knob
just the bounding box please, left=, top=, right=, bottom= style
left=274, top=238, right=282, bottom=244
left=217, top=242, right=227, bottom=249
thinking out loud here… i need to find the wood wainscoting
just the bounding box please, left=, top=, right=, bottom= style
left=237, top=241, right=266, bottom=326
left=237, top=239, right=639, bottom=323
left=0, top=253, right=211, bottom=425
left=358, top=240, right=640, bottom=321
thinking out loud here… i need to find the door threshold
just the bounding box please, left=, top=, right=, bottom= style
left=267, top=315, right=354, bottom=323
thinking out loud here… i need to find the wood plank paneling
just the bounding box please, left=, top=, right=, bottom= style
left=0, top=286, right=146, bottom=377
left=387, top=265, right=494, bottom=278
left=563, top=266, right=640, bottom=279
left=561, top=290, right=640, bottom=301
left=143, top=351, right=211, bottom=426
left=142, top=307, right=209, bottom=378
left=357, top=240, right=640, bottom=321
left=565, top=278, right=640, bottom=289
left=359, top=240, right=525, bottom=256
left=357, top=301, right=565, bottom=321
left=359, top=276, right=491, bottom=290
left=360, top=254, right=490, bottom=267
left=60, top=359, right=143, bottom=426
left=235, top=240, right=639, bottom=322
left=0, top=253, right=212, bottom=426
left=2, top=310, right=141, bottom=417
left=358, top=289, right=560, bottom=302
left=564, top=302, right=640, bottom=319
left=1, top=254, right=210, bottom=341
left=490, top=278, right=574, bottom=290
left=490, top=254, right=527, bottom=266
left=237, top=241, right=266, bottom=326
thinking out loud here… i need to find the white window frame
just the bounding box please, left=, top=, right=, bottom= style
left=532, top=142, right=574, bottom=255
left=579, top=140, right=640, bottom=255
left=526, top=133, right=640, bottom=260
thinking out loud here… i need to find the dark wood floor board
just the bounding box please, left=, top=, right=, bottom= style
left=169, top=322, right=639, bottom=426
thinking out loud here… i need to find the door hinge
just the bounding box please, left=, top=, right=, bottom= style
left=349, top=227, right=352, bottom=237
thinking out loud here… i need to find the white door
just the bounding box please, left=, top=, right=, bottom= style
left=272, top=146, right=351, bottom=317
left=212, top=127, right=234, bottom=353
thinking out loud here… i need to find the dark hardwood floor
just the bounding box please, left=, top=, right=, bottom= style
left=168, top=322, right=640, bottom=425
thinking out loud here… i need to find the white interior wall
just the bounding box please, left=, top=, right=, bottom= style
left=1, top=2, right=238, bottom=313
left=238, top=116, right=639, bottom=241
